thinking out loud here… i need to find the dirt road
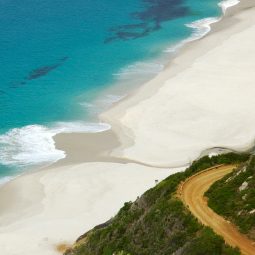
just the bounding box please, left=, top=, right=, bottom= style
left=179, top=165, right=255, bottom=255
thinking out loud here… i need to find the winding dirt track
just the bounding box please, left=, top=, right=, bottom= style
left=179, top=165, right=255, bottom=255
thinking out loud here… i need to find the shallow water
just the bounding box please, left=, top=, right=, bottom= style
left=0, top=0, right=230, bottom=183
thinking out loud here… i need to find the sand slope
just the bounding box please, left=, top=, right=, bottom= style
left=0, top=162, right=181, bottom=255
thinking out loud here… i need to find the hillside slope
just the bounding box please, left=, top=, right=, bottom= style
left=181, top=164, right=255, bottom=255
left=205, top=156, right=255, bottom=239
left=64, top=153, right=249, bottom=255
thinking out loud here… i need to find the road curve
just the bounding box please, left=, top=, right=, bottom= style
left=179, top=165, right=255, bottom=255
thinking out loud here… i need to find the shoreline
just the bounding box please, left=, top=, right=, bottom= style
left=100, top=0, right=255, bottom=167
left=1, top=0, right=255, bottom=254
left=0, top=0, right=240, bottom=181
left=47, top=1, right=245, bottom=169
left=49, top=0, right=251, bottom=171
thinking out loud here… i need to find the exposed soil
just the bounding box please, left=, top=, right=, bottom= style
left=179, top=165, right=255, bottom=255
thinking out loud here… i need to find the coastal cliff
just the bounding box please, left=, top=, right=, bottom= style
left=64, top=153, right=249, bottom=255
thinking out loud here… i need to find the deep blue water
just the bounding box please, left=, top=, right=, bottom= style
left=0, top=0, right=224, bottom=183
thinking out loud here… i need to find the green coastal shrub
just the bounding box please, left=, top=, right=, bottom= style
left=182, top=226, right=241, bottom=255
left=65, top=153, right=248, bottom=255
left=205, top=155, right=255, bottom=237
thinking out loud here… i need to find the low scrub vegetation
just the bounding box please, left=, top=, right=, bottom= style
left=65, top=153, right=248, bottom=255
left=205, top=155, right=255, bottom=238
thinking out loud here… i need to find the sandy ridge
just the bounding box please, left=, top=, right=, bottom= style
left=180, top=165, right=255, bottom=255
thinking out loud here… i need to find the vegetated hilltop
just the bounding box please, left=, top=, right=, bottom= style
left=205, top=155, right=255, bottom=239
left=64, top=153, right=249, bottom=255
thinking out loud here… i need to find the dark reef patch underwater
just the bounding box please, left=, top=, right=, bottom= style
left=105, top=0, right=190, bottom=43
left=0, top=0, right=223, bottom=184
left=26, top=64, right=61, bottom=80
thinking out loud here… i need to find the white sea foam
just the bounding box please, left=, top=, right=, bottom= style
left=80, top=94, right=125, bottom=119
left=81, top=95, right=124, bottom=113
left=0, top=125, right=65, bottom=166
left=52, top=121, right=110, bottom=134
left=0, top=122, right=110, bottom=169
left=218, top=0, right=240, bottom=14
left=85, top=62, right=164, bottom=119
left=113, top=61, right=165, bottom=80
left=165, top=17, right=220, bottom=53
left=166, top=0, right=240, bottom=53
left=0, top=0, right=240, bottom=188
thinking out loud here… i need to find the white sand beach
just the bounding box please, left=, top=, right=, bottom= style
left=102, top=1, right=255, bottom=167
left=0, top=0, right=255, bottom=254
left=0, top=162, right=181, bottom=254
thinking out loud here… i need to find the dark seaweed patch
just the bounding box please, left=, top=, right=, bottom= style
left=7, top=56, right=69, bottom=90
left=61, top=57, right=68, bottom=62
left=105, top=0, right=190, bottom=43
left=26, top=64, right=61, bottom=80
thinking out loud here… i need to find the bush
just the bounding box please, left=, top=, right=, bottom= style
left=66, top=153, right=249, bottom=255
left=205, top=155, right=255, bottom=236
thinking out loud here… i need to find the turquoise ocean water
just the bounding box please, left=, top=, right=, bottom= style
left=0, top=0, right=231, bottom=184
